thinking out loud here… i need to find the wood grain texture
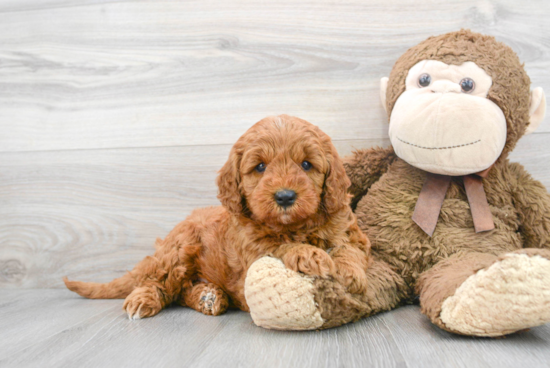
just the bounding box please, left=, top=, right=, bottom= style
left=1, top=134, right=548, bottom=289
left=0, top=1, right=549, bottom=366
left=382, top=305, right=550, bottom=368
left=0, top=0, right=549, bottom=292
left=1, top=290, right=549, bottom=368
left=0, top=138, right=385, bottom=288
left=0, top=0, right=549, bottom=153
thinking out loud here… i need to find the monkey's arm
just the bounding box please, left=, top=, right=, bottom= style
left=343, top=146, right=397, bottom=209
left=509, top=162, right=550, bottom=249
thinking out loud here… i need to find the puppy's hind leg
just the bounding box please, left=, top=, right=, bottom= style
left=123, top=247, right=192, bottom=320
left=180, top=283, right=230, bottom=316
left=124, top=237, right=206, bottom=320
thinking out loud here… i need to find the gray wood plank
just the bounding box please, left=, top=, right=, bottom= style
left=0, top=144, right=227, bottom=289
left=382, top=305, right=550, bottom=368
left=0, top=137, right=385, bottom=288
left=0, top=290, right=549, bottom=368
left=0, top=1, right=549, bottom=366
left=0, top=138, right=388, bottom=289
left=1, top=134, right=549, bottom=289
left=0, top=289, right=231, bottom=368
left=0, top=0, right=548, bottom=153
left=0, top=289, right=120, bottom=361
left=509, top=133, right=550, bottom=184
left=188, top=312, right=406, bottom=368
left=0, top=1, right=135, bottom=13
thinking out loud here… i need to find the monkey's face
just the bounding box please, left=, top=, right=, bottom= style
left=387, top=60, right=507, bottom=176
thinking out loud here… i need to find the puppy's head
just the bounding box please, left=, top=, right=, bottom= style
left=217, top=115, right=350, bottom=227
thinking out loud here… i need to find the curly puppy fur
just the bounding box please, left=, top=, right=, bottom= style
left=64, top=115, right=370, bottom=319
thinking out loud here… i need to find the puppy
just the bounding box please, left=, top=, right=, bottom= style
left=64, top=115, right=370, bottom=319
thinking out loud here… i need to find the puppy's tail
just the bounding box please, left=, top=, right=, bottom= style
left=63, top=272, right=135, bottom=299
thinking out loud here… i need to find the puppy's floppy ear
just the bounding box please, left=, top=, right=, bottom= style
left=322, top=144, right=351, bottom=214
left=217, top=146, right=244, bottom=215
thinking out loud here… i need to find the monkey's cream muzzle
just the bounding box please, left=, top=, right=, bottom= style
left=389, top=87, right=507, bottom=176
left=387, top=60, right=507, bottom=176
left=378, top=57, right=546, bottom=236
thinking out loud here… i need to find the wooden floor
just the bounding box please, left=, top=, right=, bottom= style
left=1, top=0, right=550, bottom=290
left=1, top=289, right=549, bottom=368
left=1, top=0, right=550, bottom=366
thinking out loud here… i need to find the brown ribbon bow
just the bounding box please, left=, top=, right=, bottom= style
left=412, top=167, right=494, bottom=237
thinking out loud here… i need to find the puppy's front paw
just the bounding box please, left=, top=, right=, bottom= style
left=335, top=265, right=368, bottom=294
left=283, top=246, right=335, bottom=278
left=123, top=286, right=163, bottom=320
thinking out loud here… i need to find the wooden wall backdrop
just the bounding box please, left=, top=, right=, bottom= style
left=1, top=0, right=549, bottom=288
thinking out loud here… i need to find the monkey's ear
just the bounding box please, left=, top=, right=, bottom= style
left=380, top=77, right=389, bottom=114
left=526, top=87, right=546, bottom=135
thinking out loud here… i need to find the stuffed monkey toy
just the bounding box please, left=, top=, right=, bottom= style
left=244, top=30, right=550, bottom=336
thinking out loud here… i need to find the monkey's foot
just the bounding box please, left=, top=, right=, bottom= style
left=244, top=256, right=324, bottom=330
left=440, top=252, right=550, bottom=336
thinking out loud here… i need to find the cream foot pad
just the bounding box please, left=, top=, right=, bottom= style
left=245, top=256, right=324, bottom=330
left=441, top=253, right=550, bottom=336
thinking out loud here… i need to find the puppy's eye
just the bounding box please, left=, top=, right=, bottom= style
left=459, top=78, right=475, bottom=93
left=418, top=74, right=431, bottom=87
left=255, top=163, right=266, bottom=173
left=301, top=161, right=312, bottom=171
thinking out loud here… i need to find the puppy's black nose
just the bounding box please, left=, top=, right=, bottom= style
left=274, top=190, right=297, bottom=208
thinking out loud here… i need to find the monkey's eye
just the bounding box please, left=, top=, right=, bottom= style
left=301, top=161, right=312, bottom=171
left=255, top=163, right=266, bottom=173
left=418, top=74, right=431, bottom=87
left=460, top=78, right=475, bottom=93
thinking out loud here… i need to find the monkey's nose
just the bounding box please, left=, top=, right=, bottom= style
left=430, top=80, right=461, bottom=94
left=274, top=190, right=297, bottom=208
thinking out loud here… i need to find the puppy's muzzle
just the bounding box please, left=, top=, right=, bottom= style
left=274, top=190, right=297, bottom=208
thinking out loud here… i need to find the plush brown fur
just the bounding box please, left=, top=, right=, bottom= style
left=64, top=115, right=370, bottom=319
left=304, top=30, right=550, bottom=333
